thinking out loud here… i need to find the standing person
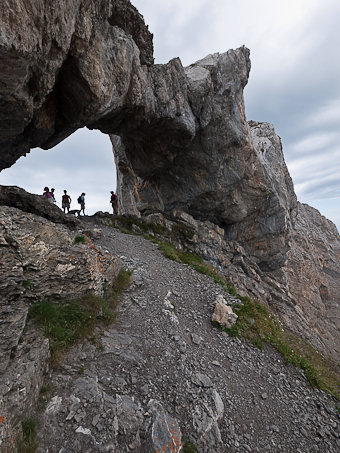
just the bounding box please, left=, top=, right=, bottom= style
left=110, top=190, right=118, bottom=215
left=62, top=190, right=72, bottom=213
left=43, top=187, right=53, bottom=202
left=50, top=188, right=56, bottom=203
left=78, top=192, right=86, bottom=215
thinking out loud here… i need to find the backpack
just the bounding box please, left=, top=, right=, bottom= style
left=111, top=194, right=117, bottom=203
left=77, top=196, right=82, bottom=204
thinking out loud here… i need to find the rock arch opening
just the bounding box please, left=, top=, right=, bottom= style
left=1, top=129, right=116, bottom=215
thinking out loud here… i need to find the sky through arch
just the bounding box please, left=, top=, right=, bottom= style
left=0, top=129, right=117, bottom=216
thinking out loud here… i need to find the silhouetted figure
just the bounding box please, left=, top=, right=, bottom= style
left=43, top=187, right=53, bottom=203
left=51, top=188, right=56, bottom=203
left=78, top=192, right=86, bottom=215
left=110, top=190, right=118, bottom=215
left=62, top=190, right=72, bottom=213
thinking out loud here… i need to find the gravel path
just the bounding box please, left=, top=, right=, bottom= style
left=37, top=222, right=340, bottom=453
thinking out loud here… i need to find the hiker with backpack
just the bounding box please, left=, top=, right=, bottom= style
left=78, top=193, right=86, bottom=215
left=62, top=190, right=72, bottom=213
left=110, top=190, right=118, bottom=215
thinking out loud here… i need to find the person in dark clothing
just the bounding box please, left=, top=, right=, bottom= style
left=62, top=190, right=71, bottom=213
left=78, top=192, right=86, bottom=215
left=110, top=191, right=118, bottom=215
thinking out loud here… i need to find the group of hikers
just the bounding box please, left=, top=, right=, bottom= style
left=43, top=187, right=118, bottom=215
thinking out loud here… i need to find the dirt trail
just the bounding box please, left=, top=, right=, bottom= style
left=36, top=222, right=340, bottom=453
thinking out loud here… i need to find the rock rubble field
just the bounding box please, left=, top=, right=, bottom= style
left=35, top=218, right=340, bottom=453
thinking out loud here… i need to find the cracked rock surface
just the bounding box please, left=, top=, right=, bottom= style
left=35, top=218, right=340, bottom=453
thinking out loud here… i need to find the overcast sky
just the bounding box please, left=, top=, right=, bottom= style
left=1, top=0, right=339, bottom=230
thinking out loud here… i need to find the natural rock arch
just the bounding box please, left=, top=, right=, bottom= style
left=0, top=0, right=293, bottom=271
left=0, top=0, right=339, bottom=363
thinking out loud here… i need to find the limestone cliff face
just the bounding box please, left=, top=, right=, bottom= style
left=0, top=0, right=339, bottom=365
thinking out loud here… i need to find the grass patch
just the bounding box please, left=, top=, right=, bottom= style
left=112, top=215, right=193, bottom=242
left=183, top=441, right=198, bottom=453
left=29, top=269, right=131, bottom=366
left=22, top=279, right=33, bottom=289
left=38, top=383, right=52, bottom=410
left=213, top=297, right=340, bottom=399
left=39, top=383, right=52, bottom=395
left=74, top=234, right=86, bottom=244
left=171, top=222, right=195, bottom=240
left=154, top=240, right=236, bottom=291
left=17, top=418, right=38, bottom=453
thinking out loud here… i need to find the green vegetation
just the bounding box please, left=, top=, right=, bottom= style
left=112, top=215, right=166, bottom=236
left=182, top=441, right=198, bottom=453
left=171, top=222, right=195, bottom=240
left=29, top=269, right=131, bottom=365
left=74, top=234, right=86, bottom=244
left=39, top=383, right=52, bottom=395
left=213, top=296, right=340, bottom=399
left=153, top=240, right=236, bottom=293
left=37, top=382, right=52, bottom=410
left=111, top=215, right=194, bottom=242
left=18, top=418, right=38, bottom=453
left=22, top=279, right=33, bottom=289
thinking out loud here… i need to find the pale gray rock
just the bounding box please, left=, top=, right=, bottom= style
left=212, top=297, right=238, bottom=329
left=191, top=373, right=214, bottom=388
left=192, top=388, right=224, bottom=452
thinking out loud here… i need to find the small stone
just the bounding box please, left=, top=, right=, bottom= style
left=141, top=384, right=149, bottom=395
left=75, top=426, right=91, bottom=435
left=74, top=413, right=85, bottom=423
left=261, top=393, right=268, bottom=399
left=191, top=333, right=201, bottom=345
left=96, top=423, right=104, bottom=432
left=92, top=414, right=100, bottom=426
left=179, top=342, right=187, bottom=354
left=191, top=372, right=213, bottom=388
